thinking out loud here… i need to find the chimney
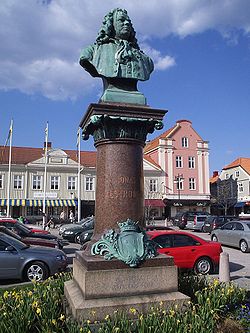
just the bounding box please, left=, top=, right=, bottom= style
left=213, top=171, right=219, bottom=177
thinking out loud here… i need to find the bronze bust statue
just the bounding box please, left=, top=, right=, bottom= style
left=79, top=8, right=154, bottom=104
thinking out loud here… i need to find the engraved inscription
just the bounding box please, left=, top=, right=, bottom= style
left=119, top=176, right=136, bottom=185
left=106, top=190, right=136, bottom=199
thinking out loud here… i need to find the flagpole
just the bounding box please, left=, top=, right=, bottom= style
left=43, top=122, right=48, bottom=229
left=77, top=127, right=81, bottom=223
left=6, top=119, right=13, bottom=217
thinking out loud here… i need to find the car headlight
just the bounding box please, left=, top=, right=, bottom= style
left=83, top=233, right=89, bottom=240
left=64, top=231, right=74, bottom=235
left=56, top=254, right=67, bottom=261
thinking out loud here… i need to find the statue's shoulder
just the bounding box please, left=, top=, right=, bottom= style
left=80, top=44, right=96, bottom=61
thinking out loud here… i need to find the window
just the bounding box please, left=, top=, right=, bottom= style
left=85, top=177, right=94, bottom=191
left=181, top=137, right=188, bottom=148
left=235, top=171, right=239, bottom=178
left=0, top=174, right=3, bottom=189
left=173, top=235, right=198, bottom=247
left=149, top=179, right=157, bottom=192
left=50, top=176, right=60, bottom=190
left=225, top=173, right=229, bottom=179
left=233, top=223, right=244, bottom=231
left=68, top=176, right=76, bottom=190
left=153, top=235, right=171, bottom=248
left=238, top=183, right=243, bottom=192
left=176, top=176, right=184, bottom=190
left=189, top=178, right=196, bottom=190
left=188, top=156, right=195, bottom=169
left=32, top=175, right=41, bottom=190
left=13, top=175, right=23, bottom=189
left=176, top=156, right=183, bottom=168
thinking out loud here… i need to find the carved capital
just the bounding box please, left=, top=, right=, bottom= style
left=82, top=115, right=163, bottom=144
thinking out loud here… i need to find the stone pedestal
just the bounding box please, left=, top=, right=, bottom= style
left=64, top=102, right=189, bottom=322
left=64, top=252, right=189, bottom=321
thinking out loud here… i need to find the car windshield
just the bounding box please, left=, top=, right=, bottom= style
left=15, top=222, right=32, bottom=233
left=0, top=232, right=28, bottom=249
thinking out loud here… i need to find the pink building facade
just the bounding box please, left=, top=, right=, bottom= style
left=144, top=120, right=210, bottom=218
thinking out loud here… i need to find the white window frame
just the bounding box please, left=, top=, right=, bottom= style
left=68, top=176, right=77, bottom=190
left=149, top=179, right=158, bottom=192
left=181, top=137, right=188, bottom=148
left=238, top=182, right=244, bottom=193
left=176, top=177, right=184, bottom=190
left=235, top=171, right=240, bottom=178
left=176, top=156, right=183, bottom=168
left=189, top=178, right=196, bottom=190
left=85, top=176, right=94, bottom=191
left=0, top=174, right=3, bottom=189
left=13, top=174, right=23, bottom=190
left=188, top=156, right=195, bottom=169
left=32, top=175, right=42, bottom=190
left=50, top=176, right=60, bottom=190
left=225, top=173, right=229, bottom=179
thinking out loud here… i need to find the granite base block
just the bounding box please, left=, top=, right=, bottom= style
left=65, top=255, right=189, bottom=322
left=65, top=279, right=189, bottom=322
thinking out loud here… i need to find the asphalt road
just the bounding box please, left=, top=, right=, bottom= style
left=1, top=223, right=249, bottom=290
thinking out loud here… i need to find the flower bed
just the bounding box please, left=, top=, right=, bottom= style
left=0, top=272, right=249, bottom=333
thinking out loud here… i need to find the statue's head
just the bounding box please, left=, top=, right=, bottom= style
left=96, top=8, right=139, bottom=49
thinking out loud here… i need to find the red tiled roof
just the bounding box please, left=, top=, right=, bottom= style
left=144, top=155, right=161, bottom=170
left=0, top=146, right=97, bottom=168
left=223, top=157, right=250, bottom=174
left=209, top=175, right=219, bottom=184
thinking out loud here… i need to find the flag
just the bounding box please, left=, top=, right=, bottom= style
left=4, top=119, right=13, bottom=147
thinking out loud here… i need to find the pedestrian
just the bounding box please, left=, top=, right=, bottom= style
left=69, top=210, right=74, bottom=223
left=60, top=210, right=66, bottom=220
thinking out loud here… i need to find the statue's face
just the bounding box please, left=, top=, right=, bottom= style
left=114, top=11, right=132, bottom=40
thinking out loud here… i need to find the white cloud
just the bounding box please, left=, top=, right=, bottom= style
left=0, top=0, right=249, bottom=100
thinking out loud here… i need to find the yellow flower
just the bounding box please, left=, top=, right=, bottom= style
left=51, top=319, right=56, bottom=325
left=213, top=279, right=219, bottom=286
left=86, top=320, right=91, bottom=324
left=105, top=314, right=110, bottom=321
left=91, top=310, right=96, bottom=316
left=129, top=307, right=137, bottom=315
left=59, top=314, right=65, bottom=321
left=114, top=328, right=120, bottom=332
left=27, top=291, right=33, bottom=297
left=3, top=291, right=9, bottom=299
left=36, top=308, right=41, bottom=315
left=32, top=301, right=38, bottom=308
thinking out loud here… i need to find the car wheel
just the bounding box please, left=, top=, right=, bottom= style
left=194, top=257, right=212, bottom=275
left=24, top=261, right=49, bottom=282
left=179, top=225, right=185, bottom=230
left=211, top=235, right=218, bottom=242
left=75, top=234, right=81, bottom=243
left=240, top=240, right=248, bottom=253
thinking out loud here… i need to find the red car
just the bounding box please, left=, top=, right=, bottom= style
left=147, top=230, right=222, bottom=274
left=0, top=218, right=49, bottom=234
left=0, top=226, right=60, bottom=248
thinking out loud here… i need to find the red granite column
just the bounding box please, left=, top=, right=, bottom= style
left=94, top=138, right=144, bottom=235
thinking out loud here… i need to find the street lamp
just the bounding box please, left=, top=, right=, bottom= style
left=174, top=174, right=184, bottom=206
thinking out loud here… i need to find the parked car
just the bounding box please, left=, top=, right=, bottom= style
left=0, top=226, right=63, bottom=249
left=59, top=217, right=95, bottom=243
left=0, top=219, right=67, bottom=249
left=211, top=220, right=250, bottom=253
left=185, top=214, right=209, bottom=231
left=0, top=218, right=49, bottom=234
left=77, top=229, right=94, bottom=248
left=203, top=215, right=237, bottom=233
left=173, top=211, right=210, bottom=229
left=0, top=232, right=68, bottom=281
left=147, top=230, right=222, bottom=274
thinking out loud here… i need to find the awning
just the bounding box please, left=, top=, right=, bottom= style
left=145, top=199, right=165, bottom=207
left=0, top=199, right=26, bottom=207
left=27, top=199, right=77, bottom=207
left=234, top=202, right=245, bottom=208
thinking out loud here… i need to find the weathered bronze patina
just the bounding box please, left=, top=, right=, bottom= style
left=79, top=8, right=154, bottom=105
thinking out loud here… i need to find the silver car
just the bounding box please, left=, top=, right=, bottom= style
left=185, top=215, right=208, bottom=231
left=0, top=232, right=68, bottom=281
left=211, top=220, right=250, bottom=253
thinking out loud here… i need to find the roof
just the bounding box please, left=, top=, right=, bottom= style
left=144, top=119, right=203, bottom=154
left=210, top=174, right=219, bottom=184
left=223, top=157, right=250, bottom=174
left=0, top=146, right=97, bottom=168
left=0, top=146, right=159, bottom=169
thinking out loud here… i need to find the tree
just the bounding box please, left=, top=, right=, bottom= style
left=214, top=176, right=238, bottom=215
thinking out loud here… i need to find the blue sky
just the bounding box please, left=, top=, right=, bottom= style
left=1, top=0, right=250, bottom=174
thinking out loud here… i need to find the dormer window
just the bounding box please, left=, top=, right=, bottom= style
left=182, top=137, right=188, bottom=148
